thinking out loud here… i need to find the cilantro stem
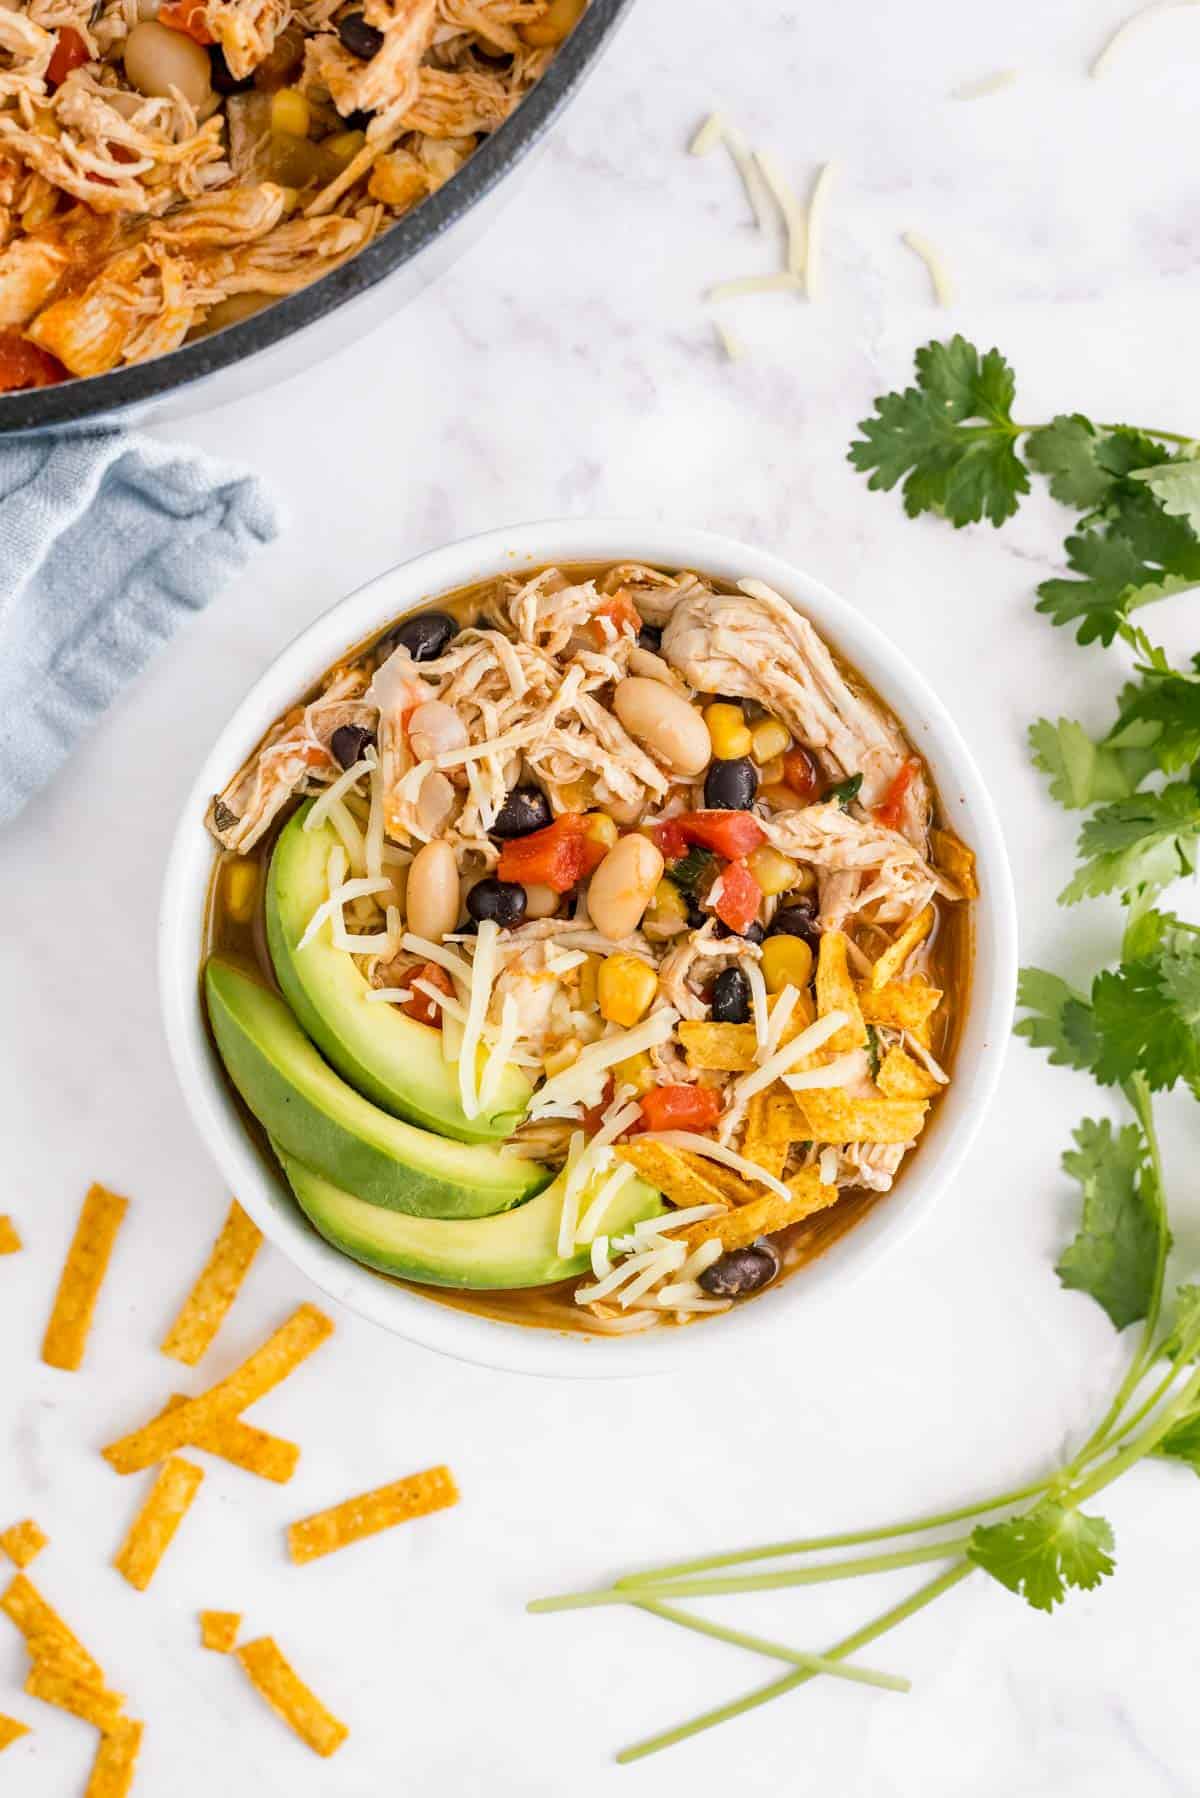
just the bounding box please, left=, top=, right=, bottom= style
left=1065, top=1366, right=1200, bottom=1507
left=631, top=1601, right=912, bottom=1692
left=611, top=1480, right=1051, bottom=1587
left=1010, top=422, right=1194, bottom=447
left=615, top=1564, right=973, bottom=1764
left=1081, top=1357, right=1189, bottom=1464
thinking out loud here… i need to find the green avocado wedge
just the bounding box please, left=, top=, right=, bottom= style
left=280, top=1151, right=665, bottom=1290
left=266, top=805, right=530, bottom=1142
left=205, top=957, right=548, bottom=1220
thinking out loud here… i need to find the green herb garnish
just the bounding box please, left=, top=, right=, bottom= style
left=827, top=772, right=863, bottom=809
left=865, top=1025, right=881, bottom=1081
left=528, top=343, right=1200, bottom=1764
left=668, top=847, right=718, bottom=898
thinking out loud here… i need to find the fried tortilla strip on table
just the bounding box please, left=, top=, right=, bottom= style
left=0, top=1216, right=21, bottom=1254
left=114, top=1458, right=205, bottom=1592
left=199, top=1610, right=241, bottom=1654
left=859, top=978, right=942, bottom=1033
left=288, top=1466, right=459, bottom=1565
left=103, top=1303, right=333, bottom=1474
left=613, top=1140, right=731, bottom=1212
left=42, top=1184, right=130, bottom=1371
left=85, top=1717, right=143, bottom=1798
left=1, top=1575, right=105, bottom=1685
left=930, top=828, right=978, bottom=899
left=0, top=1714, right=30, bottom=1752
left=870, top=905, right=934, bottom=990
left=161, top=1200, right=263, bottom=1367
left=157, top=1394, right=300, bottom=1485
left=24, top=1664, right=125, bottom=1733
left=876, top=1045, right=942, bottom=1100
left=792, top=1091, right=929, bottom=1145
left=0, top=1520, right=48, bottom=1569
left=681, top=1170, right=840, bottom=1251
left=235, top=1637, right=348, bottom=1757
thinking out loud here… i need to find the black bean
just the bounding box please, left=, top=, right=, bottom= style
left=330, top=723, right=376, bottom=769
left=337, top=10, right=384, bottom=58
left=698, top=1243, right=780, bottom=1298
left=714, top=918, right=764, bottom=944
left=381, top=610, right=456, bottom=663
left=704, top=757, right=758, bottom=811
left=492, top=785, right=552, bottom=839
left=467, top=878, right=527, bottom=928
left=685, top=894, right=708, bottom=931
left=711, top=967, right=750, bottom=1024
left=342, top=108, right=373, bottom=130
left=637, top=624, right=662, bottom=653
left=209, top=45, right=254, bottom=93
left=768, top=903, right=820, bottom=954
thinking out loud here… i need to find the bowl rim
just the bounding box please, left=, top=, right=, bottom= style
left=159, top=518, right=1018, bottom=1378
left=0, top=0, right=635, bottom=436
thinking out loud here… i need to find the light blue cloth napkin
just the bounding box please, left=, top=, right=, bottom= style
left=0, top=430, right=281, bottom=827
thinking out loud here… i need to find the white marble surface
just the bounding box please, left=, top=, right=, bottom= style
left=6, top=0, right=1200, bottom=1791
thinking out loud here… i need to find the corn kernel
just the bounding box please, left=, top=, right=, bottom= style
left=649, top=878, right=688, bottom=923
left=578, top=953, right=601, bottom=1010
left=544, top=1039, right=581, bottom=1078
left=271, top=88, right=311, bottom=138
left=613, top=1050, right=656, bottom=1096
left=759, top=756, right=785, bottom=785
left=762, top=935, right=814, bottom=994
left=597, top=953, right=658, bottom=1028
left=750, top=717, right=791, bottom=765
left=759, top=782, right=797, bottom=811
left=224, top=859, right=258, bottom=923
left=582, top=811, right=618, bottom=853
left=703, top=701, right=753, bottom=762
left=520, top=0, right=586, bottom=45
left=325, top=129, right=366, bottom=164
left=746, top=846, right=801, bottom=898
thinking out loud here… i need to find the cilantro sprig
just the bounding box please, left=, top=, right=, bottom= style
left=529, top=345, right=1200, bottom=1765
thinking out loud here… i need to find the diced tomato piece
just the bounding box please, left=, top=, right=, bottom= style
left=713, top=858, right=762, bottom=936
left=639, top=1083, right=722, bottom=1134
left=591, top=588, right=640, bottom=646
left=0, top=333, right=68, bottom=394
left=783, top=746, right=821, bottom=801
left=580, top=1076, right=616, bottom=1137
left=47, top=25, right=90, bottom=86
left=158, top=0, right=214, bottom=42
left=496, top=814, right=598, bottom=893
left=656, top=810, right=765, bottom=860
left=874, top=758, right=920, bottom=832
left=401, top=962, right=454, bottom=1028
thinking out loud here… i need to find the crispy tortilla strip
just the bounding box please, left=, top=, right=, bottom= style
left=114, top=1458, right=204, bottom=1592
left=41, top=1184, right=129, bottom=1372
left=682, top=1169, right=838, bottom=1251
left=739, top=1090, right=789, bottom=1179
left=0, top=1216, right=21, bottom=1255
left=792, top=1090, right=928, bottom=1145
left=1, top=1521, right=48, bottom=1569
left=200, top=1610, right=241, bottom=1654
left=678, top=1153, right=761, bottom=1206
left=158, top=1393, right=300, bottom=1485
left=161, top=1200, right=264, bottom=1367
left=613, top=1140, right=731, bottom=1211
left=85, top=1718, right=143, bottom=1798
left=931, top=828, right=978, bottom=899
left=816, top=932, right=867, bottom=1050
left=26, top=1632, right=106, bottom=1684
left=876, top=1045, right=942, bottom=1100
left=1, top=1576, right=104, bottom=1686
left=870, top=905, right=934, bottom=989
left=859, top=978, right=942, bottom=1032
left=25, top=1664, right=124, bottom=1733
left=103, top=1303, right=333, bottom=1474
left=288, top=1465, right=459, bottom=1566
left=235, top=1637, right=348, bottom=1757
left=0, top=1714, right=30, bottom=1752
left=678, top=1021, right=757, bottom=1072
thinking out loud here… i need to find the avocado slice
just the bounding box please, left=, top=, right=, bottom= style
left=206, top=957, right=548, bottom=1220
left=266, top=805, right=530, bottom=1142
left=280, top=1151, right=664, bottom=1290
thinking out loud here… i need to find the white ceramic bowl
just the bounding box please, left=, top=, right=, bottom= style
left=160, top=520, right=1017, bottom=1378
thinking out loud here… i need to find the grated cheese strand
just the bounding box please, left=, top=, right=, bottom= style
left=731, top=1009, right=849, bottom=1105
left=1091, top=0, right=1200, bottom=77
left=458, top=920, right=499, bottom=1121
left=479, top=995, right=520, bottom=1111
left=818, top=1146, right=839, bottom=1186
left=640, top=1131, right=792, bottom=1201
left=762, top=982, right=799, bottom=1061
left=689, top=111, right=726, bottom=156
left=575, top=1163, right=637, bottom=1246
left=556, top=1131, right=587, bottom=1258
left=804, top=160, right=837, bottom=302
left=531, top=1007, right=679, bottom=1118
left=745, top=959, right=770, bottom=1056
left=708, top=273, right=803, bottom=302
left=902, top=230, right=955, bottom=307
left=755, top=148, right=807, bottom=278
left=783, top=1050, right=867, bottom=1092
left=400, top=934, right=474, bottom=988
left=714, top=320, right=745, bottom=362
left=305, top=751, right=376, bottom=833
left=720, top=119, right=774, bottom=230
left=952, top=68, right=1019, bottom=99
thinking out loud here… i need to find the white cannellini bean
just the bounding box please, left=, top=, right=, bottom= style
left=405, top=840, right=460, bottom=943
left=523, top=883, right=560, bottom=920
left=416, top=770, right=456, bottom=837
left=612, top=677, right=711, bottom=777
left=123, top=20, right=212, bottom=107
left=408, top=701, right=467, bottom=762
left=587, top=834, right=665, bottom=942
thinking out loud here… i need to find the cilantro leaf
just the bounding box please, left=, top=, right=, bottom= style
left=849, top=337, right=1029, bottom=528
left=1107, top=655, right=1200, bottom=776
left=1061, top=782, right=1200, bottom=904
left=1029, top=717, right=1153, bottom=809
left=1055, top=1118, right=1161, bottom=1329
left=668, top=847, right=718, bottom=899
left=1129, top=458, right=1200, bottom=535
left=1014, top=968, right=1098, bottom=1071
left=1090, top=948, right=1200, bottom=1093
left=828, top=772, right=863, bottom=808
left=968, top=1501, right=1116, bottom=1613
left=1154, top=1414, right=1200, bottom=1476
left=1026, top=415, right=1114, bottom=510
left=1036, top=529, right=1197, bottom=648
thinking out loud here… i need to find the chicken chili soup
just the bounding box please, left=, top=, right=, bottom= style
left=202, top=561, right=976, bottom=1336
left=0, top=0, right=583, bottom=391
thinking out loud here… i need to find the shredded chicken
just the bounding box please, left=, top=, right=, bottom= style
left=762, top=800, right=955, bottom=931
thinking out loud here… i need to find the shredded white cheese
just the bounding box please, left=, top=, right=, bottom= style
left=478, top=994, right=519, bottom=1110
left=1091, top=0, right=1200, bottom=77
left=714, top=320, right=745, bottom=362
left=762, top=983, right=799, bottom=1061
left=745, top=959, right=770, bottom=1057
left=818, top=1146, right=839, bottom=1186
left=634, top=1204, right=723, bottom=1237
left=689, top=110, right=726, bottom=156
left=305, top=751, right=375, bottom=833
left=458, top=920, right=499, bottom=1120
left=952, top=68, right=1018, bottom=99
left=640, top=1130, right=792, bottom=1201
left=556, top=1130, right=588, bottom=1258
left=732, top=1009, right=849, bottom=1105
left=530, top=1007, right=679, bottom=1119
left=590, top=1235, right=612, bottom=1279
left=681, top=1238, right=725, bottom=1282
left=708, top=272, right=803, bottom=302
left=902, top=230, right=955, bottom=307
left=400, top=934, right=474, bottom=988
left=576, top=1162, right=637, bottom=1246
left=322, top=796, right=367, bottom=877
left=442, top=1010, right=464, bottom=1065
left=297, top=850, right=394, bottom=952
left=783, top=1050, right=865, bottom=1092
left=720, top=119, right=774, bottom=230
left=755, top=148, right=807, bottom=278
left=804, top=160, right=837, bottom=302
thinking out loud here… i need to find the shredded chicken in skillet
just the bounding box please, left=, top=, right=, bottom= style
left=0, top=0, right=580, bottom=387
left=206, top=561, right=977, bottom=1328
